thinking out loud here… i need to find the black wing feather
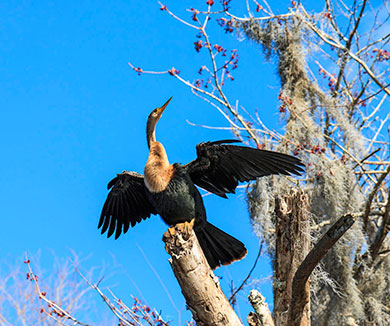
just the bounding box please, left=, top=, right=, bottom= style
left=185, top=141, right=304, bottom=198
left=99, top=171, right=156, bottom=239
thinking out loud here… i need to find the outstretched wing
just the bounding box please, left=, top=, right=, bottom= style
left=99, top=171, right=157, bottom=239
left=185, top=140, right=304, bottom=198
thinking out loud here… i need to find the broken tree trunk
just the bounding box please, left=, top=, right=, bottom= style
left=288, top=213, right=356, bottom=326
left=162, top=221, right=243, bottom=326
left=274, top=188, right=311, bottom=326
left=273, top=189, right=356, bottom=326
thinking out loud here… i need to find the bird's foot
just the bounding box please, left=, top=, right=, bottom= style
left=163, top=219, right=195, bottom=241
left=176, top=219, right=195, bottom=241
left=163, top=226, right=177, bottom=239
left=178, top=218, right=195, bottom=235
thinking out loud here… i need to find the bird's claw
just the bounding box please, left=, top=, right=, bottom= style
left=177, top=219, right=195, bottom=235
left=188, top=218, right=195, bottom=231
left=163, top=219, right=195, bottom=241
left=163, top=226, right=177, bottom=239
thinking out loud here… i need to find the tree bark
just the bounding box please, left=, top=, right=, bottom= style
left=162, top=221, right=243, bottom=326
left=288, top=213, right=356, bottom=326
left=273, top=190, right=357, bottom=326
left=273, top=188, right=311, bottom=326
left=248, top=290, right=274, bottom=326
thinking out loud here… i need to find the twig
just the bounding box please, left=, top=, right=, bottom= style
left=355, top=170, right=390, bottom=175
left=311, top=220, right=332, bottom=231
left=353, top=148, right=381, bottom=169
left=362, top=165, right=390, bottom=232
left=333, top=0, right=367, bottom=95
left=24, top=254, right=90, bottom=326
left=158, top=2, right=199, bottom=29
left=299, top=5, right=390, bottom=97
left=199, top=25, right=261, bottom=145
left=136, top=244, right=180, bottom=314
left=128, top=62, right=169, bottom=75
left=367, top=113, right=389, bottom=153
left=229, top=241, right=263, bottom=303
left=359, top=93, right=387, bottom=128
left=73, top=266, right=134, bottom=326
left=0, top=314, right=13, bottom=326
left=225, top=10, right=293, bottom=22
left=324, top=134, right=377, bottom=184
left=369, top=190, right=390, bottom=262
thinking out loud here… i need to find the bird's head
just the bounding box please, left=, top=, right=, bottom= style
left=146, top=97, right=172, bottom=148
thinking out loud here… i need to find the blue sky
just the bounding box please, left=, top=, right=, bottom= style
left=0, top=1, right=301, bottom=324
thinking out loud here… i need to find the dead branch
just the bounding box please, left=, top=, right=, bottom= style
left=299, top=4, right=390, bottom=97
left=369, top=190, right=390, bottom=262
left=363, top=165, right=390, bottom=233
left=229, top=241, right=263, bottom=303
left=162, top=222, right=243, bottom=326
left=248, top=290, right=274, bottom=326
left=287, top=213, right=356, bottom=326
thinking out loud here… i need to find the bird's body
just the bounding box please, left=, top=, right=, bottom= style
left=146, top=165, right=205, bottom=227
left=144, top=141, right=205, bottom=228
left=99, top=98, right=304, bottom=269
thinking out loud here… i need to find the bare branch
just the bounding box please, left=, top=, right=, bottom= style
left=24, top=254, right=90, bottom=326
left=369, top=190, right=390, bottom=261
left=299, top=5, right=390, bottom=97
left=229, top=241, right=264, bottom=303
left=158, top=2, right=200, bottom=30
left=363, top=165, right=390, bottom=232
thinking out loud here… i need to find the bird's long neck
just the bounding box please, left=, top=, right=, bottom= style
left=144, top=141, right=173, bottom=193
left=146, top=119, right=156, bottom=149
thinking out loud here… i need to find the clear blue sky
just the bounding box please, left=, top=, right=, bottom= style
left=1, top=1, right=300, bottom=324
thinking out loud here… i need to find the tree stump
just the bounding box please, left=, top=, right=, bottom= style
left=163, top=221, right=243, bottom=326
left=274, top=189, right=311, bottom=326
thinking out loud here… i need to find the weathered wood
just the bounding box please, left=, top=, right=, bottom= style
left=163, top=221, right=243, bottom=326
left=288, top=213, right=356, bottom=326
left=273, top=188, right=311, bottom=326
left=248, top=290, right=274, bottom=326
left=247, top=312, right=262, bottom=326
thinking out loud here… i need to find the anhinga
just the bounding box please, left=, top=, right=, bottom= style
left=99, top=98, right=304, bottom=270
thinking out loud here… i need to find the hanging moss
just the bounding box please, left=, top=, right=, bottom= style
left=239, top=15, right=389, bottom=325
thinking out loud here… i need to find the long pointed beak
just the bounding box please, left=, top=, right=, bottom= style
left=156, top=97, right=172, bottom=116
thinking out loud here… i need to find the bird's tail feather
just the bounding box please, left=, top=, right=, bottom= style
left=195, top=222, right=247, bottom=270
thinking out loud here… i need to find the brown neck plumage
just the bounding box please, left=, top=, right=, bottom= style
left=144, top=141, right=173, bottom=193
left=144, top=98, right=174, bottom=192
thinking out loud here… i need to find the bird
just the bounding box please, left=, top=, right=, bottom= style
left=99, top=97, right=304, bottom=270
